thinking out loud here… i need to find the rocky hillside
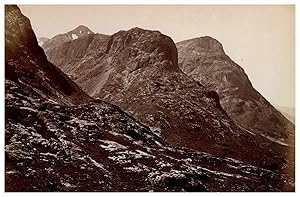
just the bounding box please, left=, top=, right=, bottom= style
left=44, top=31, right=110, bottom=82
left=5, top=6, right=91, bottom=105
left=7, top=78, right=291, bottom=191
left=276, top=105, right=295, bottom=124
left=6, top=5, right=294, bottom=192
left=40, top=24, right=294, bottom=176
left=176, top=37, right=294, bottom=146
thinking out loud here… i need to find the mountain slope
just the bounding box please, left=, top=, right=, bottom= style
left=6, top=5, right=294, bottom=192
left=40, top=26, right=293, bottom=174
left=176, top=37, right=294, bottom=146
left=276, top=105, right=295, bottom=124
left=37, top=37, right=49, bottom=46
left=8, top=78, right=291, bottom=192
left=42, top=25, right=94, bottom=52
left=5, top=6, right=91, bottom=105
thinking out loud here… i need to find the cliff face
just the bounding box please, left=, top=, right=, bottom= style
left=176, top=37, right=294, bottom=146
left=7, top=5, right=294, bottom=192
left=5, top=5, right=91, bottom=105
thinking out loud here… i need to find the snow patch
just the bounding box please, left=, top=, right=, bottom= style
left=71, top=34, right=78, bottom=40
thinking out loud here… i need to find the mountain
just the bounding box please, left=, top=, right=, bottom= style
left=5, top=5, right=91, bottom=105
left=40, top=24, right=295, bottom=177
left=276, top=105, right=295, bottom=124
left=37, top=37, right=49, bottom=46
left=42, top=25, right=94, bottom=52
left=7, top=5, right=294, bottom=192
left=176, top=37, right=295, bottom=146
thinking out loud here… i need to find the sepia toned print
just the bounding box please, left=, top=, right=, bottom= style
left=5, top=5, right=294, bottom=192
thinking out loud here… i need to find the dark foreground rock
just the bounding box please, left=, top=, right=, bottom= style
left=6, top=79, right=291, bottom=191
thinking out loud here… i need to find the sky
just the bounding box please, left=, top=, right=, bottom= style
left=19, top=5, right=295, bottom=108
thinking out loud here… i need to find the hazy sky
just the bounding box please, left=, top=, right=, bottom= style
left=19, top=5, right=295, bottom=108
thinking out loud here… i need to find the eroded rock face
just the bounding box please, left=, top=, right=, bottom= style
left=6, top=5, right=295, bottom=192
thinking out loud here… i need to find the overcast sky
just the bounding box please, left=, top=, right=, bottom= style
left=19, top=5, right=295, bottom=108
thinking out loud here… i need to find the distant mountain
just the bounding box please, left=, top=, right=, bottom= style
left=42, top=25, right=94, bottom=52
left=176, top=37, right=294, bottom=147
left=7, top=5, right=293, bottom=192
left=37, top=37, right=49, bottom=46
left=40, top=24, right=296, bottom=182
left=276, top=105, right=295, bottom=124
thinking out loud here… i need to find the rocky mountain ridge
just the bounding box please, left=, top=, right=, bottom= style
left=41, top=25, right=94, bottom=52
left=37, top=37, right=49, bottom=46
left=176, top=37, right=294, bottom=146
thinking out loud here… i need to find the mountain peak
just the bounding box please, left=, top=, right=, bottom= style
left=177, top=36, right=224, bottom=54
left=109, top=27, right=178, bottom=66
left=67, top=25, right=94, bottom=39
left=73, top=25, right=92, bottom=32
